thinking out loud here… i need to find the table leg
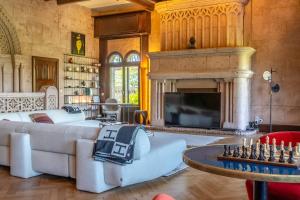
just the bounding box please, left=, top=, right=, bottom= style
left=253, top=181, right=268, bottom=200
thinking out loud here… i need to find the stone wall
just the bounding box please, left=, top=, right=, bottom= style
left=244, top=0, right=300, bottom=125
left=0, top=0, right=99, bottom=106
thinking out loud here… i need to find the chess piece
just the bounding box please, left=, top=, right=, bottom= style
left=279, top=150, right=285, bottom=163
left=288, top=142, right=292, bottom=152
left=241, top=146, right=247, bottom=158
left=249, top=144, right=257, bottom=159
left=237, top=147, right=240, bottom=157
left=223, top=145, right=228, bottom=157
left=243, top=138, right=247, bottom=147
left=258, top=144, right=265, bottom=161
left=288, top=150, right=295, bottom=164
left=272, top=138, right=277, bottom=153
left=295, top=145, right=300, bottom=156
left=266, top=136, right=270, bottom=151
left=268, top=145, right=276, bottom=162
left=245, top=147, right=249, bottom=158
left=281, top=140, right=285, bottom=151
left=263, top=144, right=267, bottom=155
left=228, top=146, right=232, bottom=156
left=249, top=138, right=253, bottom=147
left=233, top=146, right=238, bottom=157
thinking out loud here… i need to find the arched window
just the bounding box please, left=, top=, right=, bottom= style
left=108, top=51, right=140, bottom=105
left=108, top=52, right=123, bottom=66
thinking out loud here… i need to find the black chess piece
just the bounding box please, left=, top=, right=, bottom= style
left=223, top=145, right=228, bottom=157
left=241, top=146, right=247, bottom=158
left=249, top=144, right=257, bottom=159
left=279, top=150, right=285, bottom=163
left=228, top=146, right=232, bottom=156
left=237, top=146, right=240, bottom=157
left=258, top=144, right=265, bottom=161
left=268, top=145, right=275, bottom=162
left=245, top=147, right=249, bottom=158
left=233, top=146, right=238, bottom=157
left=288, top=150, right=295, bottom=164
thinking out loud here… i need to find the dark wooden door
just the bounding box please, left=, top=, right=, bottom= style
left=32, top=56, right=59, bottom=92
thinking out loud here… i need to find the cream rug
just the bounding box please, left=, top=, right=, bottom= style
left=153, top=131, right=224, bottom=146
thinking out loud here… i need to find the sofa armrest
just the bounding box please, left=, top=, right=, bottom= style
left=76, top=139, right=116, bottom=193
left=104, top=138, right=186, bottom=187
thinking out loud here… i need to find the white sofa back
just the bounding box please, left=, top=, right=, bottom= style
left=0, top=121, right=99, bottom=155
left=0, top=110, right=85, bottom=124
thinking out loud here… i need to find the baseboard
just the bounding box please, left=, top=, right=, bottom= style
left=259, top=124, right=300, bottom=133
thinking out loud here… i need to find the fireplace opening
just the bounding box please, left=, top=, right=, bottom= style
left=164, top=92, right=221, bottom=129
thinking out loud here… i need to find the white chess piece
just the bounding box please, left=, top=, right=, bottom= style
left=280, top=140, right=285, bottom=151
left=272, top=138, right=277, bottom=153
left=243, top=138, right=247, bottom=147
left=249, top=138, right=253, bottom=147
left=266, top=136, right=269, bottom=146
left=288, top=142, right=293, bottom=152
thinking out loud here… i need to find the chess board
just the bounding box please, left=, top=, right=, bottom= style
left=217, top=145, right=300, bottom=168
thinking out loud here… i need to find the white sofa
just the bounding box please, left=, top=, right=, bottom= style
left=0, top=110, right=186, bottom=193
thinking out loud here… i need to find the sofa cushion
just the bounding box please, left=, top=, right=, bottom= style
left=46, top=110, right=86, bottom=124
left=29, top=113, right=54, bottom=124
left=0, top=113, right=22, bottom=122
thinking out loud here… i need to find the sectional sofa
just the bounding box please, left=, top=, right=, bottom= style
left=0, top=110, right=186, bottom=193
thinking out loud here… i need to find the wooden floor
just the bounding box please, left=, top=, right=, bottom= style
left=0, top=134, right=257, bottom=200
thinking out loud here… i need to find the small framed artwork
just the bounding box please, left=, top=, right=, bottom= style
left=71, top=32, right=85, bottom=56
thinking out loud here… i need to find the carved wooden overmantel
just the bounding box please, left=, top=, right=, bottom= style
left=148, top=47, right=256, bottom=131
left=156, top=0, right=250, bottom=51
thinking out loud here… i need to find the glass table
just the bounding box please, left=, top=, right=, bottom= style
left=183, top=145, right=300, bottom=200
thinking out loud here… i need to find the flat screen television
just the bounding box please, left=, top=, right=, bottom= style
left=164, top=92, right=221, bottom=129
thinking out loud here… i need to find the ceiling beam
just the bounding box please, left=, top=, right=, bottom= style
left=126, top=0, right=155, bottom=11
left=92, top=4, right=145, bottom=17
left=56, top=0, right=89, bottom=5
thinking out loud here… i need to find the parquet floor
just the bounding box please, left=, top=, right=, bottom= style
left=0, top=134, right=257, bottom=200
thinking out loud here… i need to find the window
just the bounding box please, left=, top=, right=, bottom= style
left=109, top=51, right=140, bottom=105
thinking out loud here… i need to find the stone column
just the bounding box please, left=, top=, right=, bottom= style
left=14, top=64, right=19, bottom=92
left=19, top=64, right=24, bottom=92
left=0, top=65, right=3, bottom=92
left=233, top=77, right=251, bottom=130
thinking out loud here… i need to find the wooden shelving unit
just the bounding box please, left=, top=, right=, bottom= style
left=63, top=54, right=101, bottom=119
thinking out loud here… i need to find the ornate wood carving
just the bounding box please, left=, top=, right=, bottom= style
left=0, top=86, right=58, bottom=113
left=156, top=0, right=248, bottom=51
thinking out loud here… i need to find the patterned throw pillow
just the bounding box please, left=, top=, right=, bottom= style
left=29, top=113, right=54, bottom=124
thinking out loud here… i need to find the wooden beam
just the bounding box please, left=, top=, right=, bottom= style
left=92, top=4, right=145, bottom=17
left=126, top=0, right=155, bottom=11
left=57, top=0, right=88, bottom=5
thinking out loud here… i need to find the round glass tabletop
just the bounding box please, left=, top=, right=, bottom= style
left=183, top=145, right=300, bottom=183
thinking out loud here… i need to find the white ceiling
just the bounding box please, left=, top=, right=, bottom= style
left=77, top=0, right=132, bottom=9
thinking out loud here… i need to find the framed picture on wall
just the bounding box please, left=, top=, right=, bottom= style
left=71, top=32, right=85, bottom=56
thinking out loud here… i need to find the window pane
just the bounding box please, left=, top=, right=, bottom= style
left=126, top=66, right=139, bottom=104
left=110, top=67, right=123, bottom=103
left=109, top=54, right=123, bottom=64
left=126, top=53, right=140, bottom=63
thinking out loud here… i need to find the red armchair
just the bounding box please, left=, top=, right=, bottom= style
left=246, top=131, right=300, bottom=200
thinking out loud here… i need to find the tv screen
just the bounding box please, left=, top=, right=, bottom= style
left=164, top=92, right=221, bottom=129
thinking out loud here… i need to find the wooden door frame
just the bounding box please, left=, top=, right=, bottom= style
left=32, top=56, right=59, bottom=92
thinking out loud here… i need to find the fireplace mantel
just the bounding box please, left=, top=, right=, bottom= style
left=149, top=47, right=255, bottom=80
left=148, top=47, right=256, bottom=131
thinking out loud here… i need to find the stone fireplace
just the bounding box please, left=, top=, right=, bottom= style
left=148, top=47, right=256, bottom=130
